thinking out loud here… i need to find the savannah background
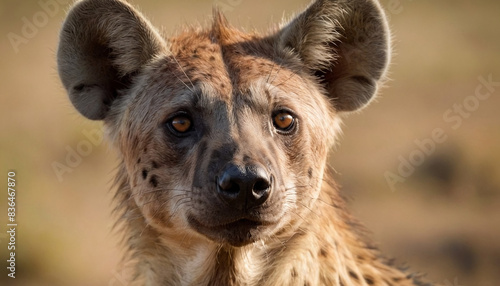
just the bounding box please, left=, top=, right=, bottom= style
left=1, top=0, right=499, bottom=285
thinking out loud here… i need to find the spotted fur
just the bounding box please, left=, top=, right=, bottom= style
left=58, top=0, right=431, bottom=285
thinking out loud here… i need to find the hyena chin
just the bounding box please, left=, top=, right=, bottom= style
left=58, top=0, right=430, bottom=285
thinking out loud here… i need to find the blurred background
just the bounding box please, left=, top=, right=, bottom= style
left=0, top=0, right=499, bottom=285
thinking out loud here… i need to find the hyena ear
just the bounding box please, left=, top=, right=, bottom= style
left=275, top=0, right=390, bottom=112
left=57, top=0, right=166, bottom=120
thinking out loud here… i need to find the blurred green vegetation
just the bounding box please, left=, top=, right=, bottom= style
left=1, top=0, right=499, bottom=285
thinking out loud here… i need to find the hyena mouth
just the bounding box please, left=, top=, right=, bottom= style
left=189, top=162, right=279, bottom=246
left=188, top=215, right=275, bottom=247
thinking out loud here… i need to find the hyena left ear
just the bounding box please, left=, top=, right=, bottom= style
left=57, top=0, right=166, bottom=120
left=275, top=0, right=390, bottom=112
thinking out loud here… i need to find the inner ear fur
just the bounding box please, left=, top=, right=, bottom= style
left=57, top=0, right=166, bottom=120
left=276, top=0, right=391, bottom=112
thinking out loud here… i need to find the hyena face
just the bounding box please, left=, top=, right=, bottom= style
left=118, top=28, right=337, bottom=246
left=58, top=0, right=389, bottom=247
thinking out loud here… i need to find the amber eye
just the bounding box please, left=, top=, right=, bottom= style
left=273, top=111, right=296, bottom=132
left=169, top=115, right=192, bottom=134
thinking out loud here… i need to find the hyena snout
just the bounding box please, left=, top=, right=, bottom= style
left=217, top=162, right=272, bottom=211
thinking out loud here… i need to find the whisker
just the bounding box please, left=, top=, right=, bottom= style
left=138, top=219, right=153, bottom=237
left=266, top=62, right=276, bottom=84
left=171, top=197, right=191, bottom=215
left=289, top=209, right=308, bottom=225
left=162, top=197, right=192, bottom=225
left=269, top=63, right=283, bottom=85
left=273, top=71, right=297, bottom=89
left=312, top=196, right=338, bottom=209
left=297, top=201, right=321, bottom=219
left=171, top=54, right=195, bottom=91
left=128, top=188, right=192, bottom=200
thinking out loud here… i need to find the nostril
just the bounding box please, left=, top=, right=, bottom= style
left=253, top=178, right=270, bottom=193
left=252, top=175, right=272, bottom=204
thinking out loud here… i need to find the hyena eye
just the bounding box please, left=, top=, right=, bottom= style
left=167, top=113, right=192, bottom=135
left=272, top=111, right=296, bottom=133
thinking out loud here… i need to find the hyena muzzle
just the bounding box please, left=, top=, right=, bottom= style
left=58, top=0, right=430, bottom=285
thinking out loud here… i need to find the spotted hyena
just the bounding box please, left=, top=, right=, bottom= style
left=57, top=0, right=430, bottom=285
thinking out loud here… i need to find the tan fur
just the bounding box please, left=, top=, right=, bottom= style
left=57, top=0, right=430, bottom=285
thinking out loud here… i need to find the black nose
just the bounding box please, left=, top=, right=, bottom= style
left=217, top=163, right=272, bottom=211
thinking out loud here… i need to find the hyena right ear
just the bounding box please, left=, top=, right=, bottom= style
left=275, top=0, right=391, bottom=112
left=57, top=0, right=166, bottom=120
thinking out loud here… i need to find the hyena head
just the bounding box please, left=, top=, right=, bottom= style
left=58, top=0, right=389, bottom=247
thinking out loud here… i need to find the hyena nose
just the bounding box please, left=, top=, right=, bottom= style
left=217, top=163, right=272, bottom=211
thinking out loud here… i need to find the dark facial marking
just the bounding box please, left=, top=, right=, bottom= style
left=192, top=140, right=209, bottom=189
left=197, top=141, right=209, bottom=161
left=209, top=143, right=238, bottom=169
left=364, top=275, right=374, bottom=285
left=319, top=248, right=328, bottom=257
left=142, top=169, right=148, bottom=180
left=150, top=175, right=159, bottom=188
left=348, top=271, right=359, bottom=280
